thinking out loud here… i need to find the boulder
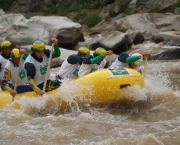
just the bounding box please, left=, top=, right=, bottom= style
left=0, top=14, right=25, bottom=43
left=125, top=29, right=145, bottom=45
left=151, top=31, right=180, bottom=46
left=150, top=47, right=180, bottom=60
left=115, top=13, right=178, bottom=40
left=30, top=16, right=82, bottom=47
left=88, top=30, right=144, bottom=55
left=0, top=14, right=83, bottom=49
left=0, top=9, right=5, bottom=15
left=90, top=31, right=128, bottom=54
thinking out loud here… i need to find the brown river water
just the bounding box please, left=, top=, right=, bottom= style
left=0, top=45, right=180, bottom=145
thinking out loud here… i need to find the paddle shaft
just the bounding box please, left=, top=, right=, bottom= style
left=38, top=43, right=54, bottom=116
left=12, top=55, right=23, bottom=102
left=143, top=57, right=148, bottom=78
left=108, top=55, right=111, bottom=67
left=43, top=43, right=54, bottom=91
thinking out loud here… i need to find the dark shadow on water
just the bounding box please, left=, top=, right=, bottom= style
left=104, top=100, right=151, bottom=115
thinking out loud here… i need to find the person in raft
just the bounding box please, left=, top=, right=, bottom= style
left=24, top=38, right=61, bottom=96
left=92, top=47, right=110, bottom=69
left=78, top=47, right=113, bottom=77
left=0, top=40, right=27, bottom=86
left=1, top=48, right=33, bottom=97
left=110, top=52, right=150, bottom=74
left=56, top=46, right=90, bottom=80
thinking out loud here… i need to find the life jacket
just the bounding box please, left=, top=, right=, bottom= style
left=24, top=54, right=49, bottom=85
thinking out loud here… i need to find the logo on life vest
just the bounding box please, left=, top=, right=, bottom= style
left=40, top=64, right=48, bottom=75
left=73, top=68, right=79, bottom=77
left=19, top=69, right=26, bottom=79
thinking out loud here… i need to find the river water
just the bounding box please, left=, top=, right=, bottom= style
left=0, top=45, right=180, bottom=145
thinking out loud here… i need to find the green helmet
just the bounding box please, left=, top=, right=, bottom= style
left=10, top=48, right=20, bottom=58
left=78, top=46, right=90, bottom=55
left=32, top=40, right=45, bottom=52
left=1, top=41, right=12, bottom=49
left=94, top=47, right=106, bottom=56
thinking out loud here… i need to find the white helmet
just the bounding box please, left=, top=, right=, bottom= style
left=131, top=53, right=142, bottom=66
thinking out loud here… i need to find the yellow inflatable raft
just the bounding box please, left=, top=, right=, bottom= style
left=0, top=67, right=144, bottom=110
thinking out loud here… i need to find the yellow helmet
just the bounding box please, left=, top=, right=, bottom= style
left=10, top=48, right=20, bottom=58
left=131, top=53, right=142, bottom=66
left=32, top=40, right=45, bottom=52
left=94, top=47, right=106, bottom=56
left=78, top=46, right=90, bottom=55
left=1, top=41, right=12, bottom=49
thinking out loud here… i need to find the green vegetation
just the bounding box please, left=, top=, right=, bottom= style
left=59, top=9, right=72, bottom=16
left=58, top=1, right=99, bottom=16
left=151, top=3, right=161, bottom=12
left=136, top=0, right=145, bottom=6
left=1, top=0, right=179, bottom=27
left=124, top=7, right=134, bottom=15
left=116, top=0, right=131, bottom=13
left=172, top=0, right=180, bottom=14
left=25, top=14, right=35, bottom=19
left=0, top=0, right=15, bottom=11
left=63, top=1, right=71, bottom=8
left=74, top=11, right=87, bottom=23
left=49, top=4, right=58, bottom=14
left=109, top=6, right=116, bottom=17
left=172, top=0, right=180, bottom=8
left=85, top=12, right=101, bottom=27
left=172, top=0, right=180, bottom=13
left=91, top=1, right=99, bottom=9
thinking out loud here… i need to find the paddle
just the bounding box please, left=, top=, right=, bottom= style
left=38, top=43, right=54, bottom=116
left=143, top=57, right=148, bottom=78
left=43, top=43, right=54, bottom=91
left=108, top=55, right=111, bottom=67
left=12, top=55, right=23, bottom=102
